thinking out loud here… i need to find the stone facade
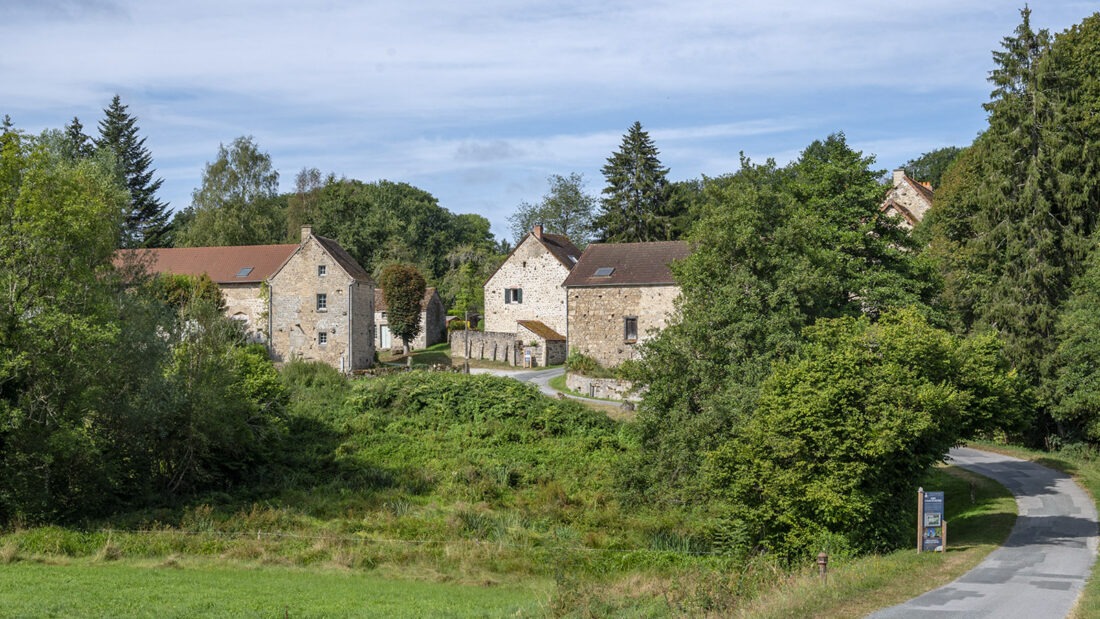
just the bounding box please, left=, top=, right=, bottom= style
left=566, top=373, right=642, bottom=402
left=567, top=285, right=679, bottom=368
left=374, top=287, right=447, bottom=351
left=220, top=282, right=268, bottom=343
left=483, top=227, right=580, bottom=337
left=269, top=235, right=375, bottom=371
left=517, top=322, right=567, bottom=367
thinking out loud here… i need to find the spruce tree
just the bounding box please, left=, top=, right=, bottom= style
left=63, top=117, right=94, bottom=160
left=97, top=95, right=170, bottom=248
left=595, top=122, right=672, bottom=242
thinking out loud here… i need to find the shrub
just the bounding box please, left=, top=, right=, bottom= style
left=565, top=352, right=617, bottom=379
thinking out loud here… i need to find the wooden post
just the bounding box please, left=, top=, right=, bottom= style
left=917, top=487, right=924, bottom=553
left=942, top=520, right=947, bottom=552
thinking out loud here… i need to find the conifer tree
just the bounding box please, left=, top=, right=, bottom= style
left=63, top=117, right=94, bottom=160
left=594, top=122, right=672, bottom=242
left=97, top=95, right=170, bottom=248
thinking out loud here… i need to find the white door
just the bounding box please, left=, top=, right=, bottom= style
left=380, top=325, right=392, bottom=349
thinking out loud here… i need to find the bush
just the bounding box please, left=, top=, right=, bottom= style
left=565, top=352, right=617, bottom=379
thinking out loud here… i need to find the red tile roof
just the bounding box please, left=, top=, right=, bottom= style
left=117, top=244, right=299, bottom=284
left=562, top=241, right=691, bottom=287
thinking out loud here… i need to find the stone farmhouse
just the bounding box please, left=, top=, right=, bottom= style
left=563, top=241, right=691, bottom=368
left=120, top=226, right=375, bottom=372
left=452, top=225, right=581, bottom=367
left=374, top=287, right=447, bottom=351
left=881, top=169, right=935, bottom=228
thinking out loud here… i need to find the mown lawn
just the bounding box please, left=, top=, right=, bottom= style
left=0, top=559, right=548, bottom=618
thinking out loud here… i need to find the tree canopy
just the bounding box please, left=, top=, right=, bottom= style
left=594, top=122, right=675, bottom=242
left=378, top=264, right=427, bottom=354
left=508, top=172, right=596, bottom=246
left=175, top=136, right=284, bottom=247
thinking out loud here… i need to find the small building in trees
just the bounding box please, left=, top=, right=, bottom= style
left=374, top=287, right=447, bottom=351
left=881, top=169, right=934, bottom=228
left=119, top=225, right=375, bottom=372
left=563, top=241, right=690, bottom=367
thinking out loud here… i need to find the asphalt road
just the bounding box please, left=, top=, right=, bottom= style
left=869, top=447, right=1099, bottom=619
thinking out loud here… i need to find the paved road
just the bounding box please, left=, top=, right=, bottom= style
left=869, top=447, right=1099, bottom=619
left=469, top=367, right=616, bottom=406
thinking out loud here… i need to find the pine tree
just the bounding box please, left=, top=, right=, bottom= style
left=97, top=95, right=170, bottom=248
left=63, top=117, right=94, bottom=160
left=595, top=122, right=672, bottom=242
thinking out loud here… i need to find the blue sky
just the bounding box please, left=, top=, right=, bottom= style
left=2, top=1, right=1096, bottom=243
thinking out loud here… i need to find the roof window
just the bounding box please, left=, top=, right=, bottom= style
left=594, top=267, right=615, bottom=277
left=236, top=267, right=254, bottom=278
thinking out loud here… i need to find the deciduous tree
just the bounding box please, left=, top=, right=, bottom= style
left=378, top=264, right=427, bottom=354
left=508, top=172, right=595, bottom=246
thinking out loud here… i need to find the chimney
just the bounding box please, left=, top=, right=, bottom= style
left=532, top=224, right=543, bottom=240
left=301, top=225, right=313, bottom=242
left=892, top=169, right=906, bottom=187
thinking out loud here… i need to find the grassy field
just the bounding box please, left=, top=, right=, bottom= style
left=0, top=370, right=1023, bottom=617
left=379, top=342, right=454, bottom=367
left=0, top=559, right=548, bottom=618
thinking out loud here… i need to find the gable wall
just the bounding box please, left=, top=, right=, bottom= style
left=221, top=282, right=267, bottom=343
left=484, top=235, right=570, bottom=335
left=567, top=284, right=679, bottom=367
left=269, top=238, right=374, bottom=371
left=885, top=181, right=933, bottom=228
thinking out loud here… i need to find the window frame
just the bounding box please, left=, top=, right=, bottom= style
left=623, top=316, right=638, bottom=343
left=316, top=293, right=328, bottom=312
left=504, top=288, right=523, bottom=304
left=318, top=331, right=328, bottom=345
left=318, top=264, right=327, bottom=277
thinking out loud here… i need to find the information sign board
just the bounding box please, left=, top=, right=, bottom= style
left=921, top=490, right=945, bottom=552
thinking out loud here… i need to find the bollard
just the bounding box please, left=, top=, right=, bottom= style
left=817, top=552, right=828, bottom=584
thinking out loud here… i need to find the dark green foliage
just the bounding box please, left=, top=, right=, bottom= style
left=565, top=352, right=615, bottom=379
left=96, top=95, right=170, bottom=248
left=285, top=167, right=323, bottom=243
left=594, top=121, right=677, bottom=242
left=1048, top=251, right=1100, bottom=441
left=901, top=146, right=962, bottom=188
left=378, top=264, right=427, bottom=353
left=62, top=117, right=94, bottom=160
left=175, top=136, right=284, bottom=247
left=149, top=273, right=225, bottom=312
left=630, top=135, right=934, bottom=498
left=508, top=172, right=595, bottom=246
left=702, top=309, right=1025, bottom=559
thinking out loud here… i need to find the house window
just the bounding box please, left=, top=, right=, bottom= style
left=595, top=267, right=615, bottom=277
left=318, top=265, right=327, bottom=277
left=504, top=288, right=522, bottom=304
left=316, top=293, right=327, bottom=311
left=624, top=316, right=638, bottom=343
left=318, top=331, right=328, bottom=345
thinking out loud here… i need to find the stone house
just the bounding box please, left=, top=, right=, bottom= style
left=453, top=225, right=581, bottom=367
left=374, top=287, right=447, bottom=351
left=563, top=241, right=691, bottom=368
left=120, top=226, right=375, bottom=372
left=881, top=169, right=934, bottom=228
left=483, top=225, right=581, bottom=337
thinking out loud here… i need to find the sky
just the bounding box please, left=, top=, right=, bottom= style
left=2, top=0, right=1096, bottom=243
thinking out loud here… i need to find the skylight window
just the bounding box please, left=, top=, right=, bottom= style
left=236, top=267, right=254, bottom=278
left=568, top=255, right=578, bottom=264
left=594, top=267, right=615, bottom=277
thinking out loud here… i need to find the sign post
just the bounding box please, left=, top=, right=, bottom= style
left=918, top=488, right=946, bottom=553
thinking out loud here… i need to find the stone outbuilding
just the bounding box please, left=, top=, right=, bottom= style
left=563, top=241, right=691, bottom=368
left=881, top=169, right=934, bottom=229
left=374, top=287, right=447, bottom=351
left=120, top=226, right=375, bottom=372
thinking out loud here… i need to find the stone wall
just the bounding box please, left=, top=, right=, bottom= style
left=269, top=237, right=375, bottom=371
left=516, top=322, right=566, bottom=366
left=221, top=282, right=267, bottom=343
left=450, top=330, right=521, bottom=366
left=567, top=284, right=679, bottom=367
left=484, top=234, right=570, bottom=336
left=566, top=373, right=641, bottom=401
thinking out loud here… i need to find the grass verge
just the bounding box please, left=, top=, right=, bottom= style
left=380, top=342, right=453, bottom=367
